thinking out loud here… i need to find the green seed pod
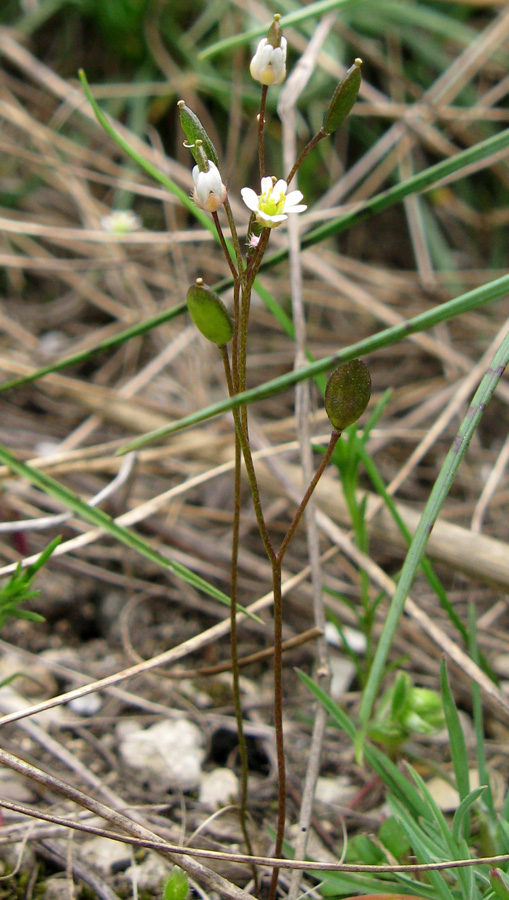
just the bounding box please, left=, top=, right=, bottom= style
left=324, top=359, right=371, bottom=431
left=187, top=278, right=233, bottom=346
left=163, top=867, right=189, bottom=900
left=177, top=101, right=220, bottom=169
left=323, top=58, right=362, bottom=136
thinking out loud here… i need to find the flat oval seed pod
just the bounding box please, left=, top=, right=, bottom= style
left=323, top=58, right=362, bottom=136
left=178, top=101, right=220, bottom=168
left=187, top=278, right=233, bottom=346
left=325, top=359, right=371, bottom=431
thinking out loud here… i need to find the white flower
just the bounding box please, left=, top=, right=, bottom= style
left=100, top=210, right=141, bottom=233
left=250, top=36, right=287, bottom=86
left=192, top=161, right=227, bottom=212
left=241, top=177, right=306, bottom=229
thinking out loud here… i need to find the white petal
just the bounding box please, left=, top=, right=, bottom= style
left=272, top=179, right=288, bottom=196
left=284, top=190, right=303, bottom=206
left=285, top=203, right=307, bottom=213
left=241, top=188, right=259, bottom=211
left=260, top=176, right=274, bottom=195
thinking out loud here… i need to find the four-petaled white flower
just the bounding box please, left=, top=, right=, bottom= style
left=192, top=161, right=227, bottom=212
left=100, top=210, right=141, bottom=233
left=250, top=37, right=287, bottom=86
left=241, top=177, right=306, bottom=229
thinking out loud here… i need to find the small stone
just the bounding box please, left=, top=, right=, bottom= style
left=329, top=655, right=356, bottom=700
left=124, top=852, right=170, bottom=890
left=79, top=837, right=130, bottom=875
left=315, top=775, right=358, bottom=806
left=68, top=693, right=103, bottom=717
left=199, top=768, right=239, bottom=810
left=117, top=718, right=204, bottom=792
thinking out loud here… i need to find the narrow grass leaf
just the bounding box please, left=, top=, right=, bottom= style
left=119, top=275, right=509, bottom=452
left=0, top=444, right=260, bottom=619
left=357, top=330, right=509, bottom=737
left=440, top=659, right=470, bottom=803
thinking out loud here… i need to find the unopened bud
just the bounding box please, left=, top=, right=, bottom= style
left=324, top=359, right=371, bottom=431
left=187, top=278, right=233, bottom=345
left=323, top=58, right=362, bottom=136
left=250, top=15, right=287, bottom=86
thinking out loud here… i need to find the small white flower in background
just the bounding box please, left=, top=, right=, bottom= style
left=100, top=210, right=141, bottom=233
left=192, top=160, right=227, bottom=212
left=249, top=35, right=287, bottom=86
left=241, top=176, right=306, bottom=229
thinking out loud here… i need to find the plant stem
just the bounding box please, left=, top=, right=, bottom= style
left=286, top=128, right=327, bottom=186
left=277, top=431, right=341, bottom=564
left=220, top=344, right=256, bottom=878
left=268, top=430, right=340, bottom=900
left=268, top=557, right=285, bottom=900
left=258, top=85, right=268, bottom=179
left=212, top=211, right=238, bottom=280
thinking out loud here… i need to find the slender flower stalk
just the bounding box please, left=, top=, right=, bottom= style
left=175, top=22, right=365, bottom=900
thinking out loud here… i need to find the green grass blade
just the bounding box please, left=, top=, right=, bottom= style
left=199, top=0, right=366, bottom=60
left=259, top=127, right=509, bottom=276
left=0, top=303, right=187, bottom=394
left=357, top=330, right=509, bottom=736
left=452, top=786, right=487, bottom=846
left=440, top=659, right=470, bottom=804
left=468, top=603, right=495, bottom=818
left=119, top=275, right=509, bottom=452
left=0, top=444, right=260, bottom=620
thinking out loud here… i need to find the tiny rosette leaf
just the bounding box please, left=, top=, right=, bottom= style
left=324, top=359, right=371, bottom=431
left=187, top=278, right=233, bottom=346
left=323, top=58, right=362, bottom=136
left=178, top=101, right=220, bottom=168
left=163, top=867, right=189, bottom=900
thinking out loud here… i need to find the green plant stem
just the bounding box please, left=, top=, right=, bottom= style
left=277, top=430, right=340, bottom=564
left=223, top=197, right=246, bottom=278
left=212, top=211, right=238, bottom=280
left=286, top=128, right=327, bottom=187
left=220, top=349, right=275, bottom=565
left=258, top=85, right=268, bottom=179
left=268, top=556, right=285, bottom=900
left=231, top=432, right=256, bottom=871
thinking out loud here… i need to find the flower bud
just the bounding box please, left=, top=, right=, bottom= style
left=192, top=159, right=227, bottom=212
left=323, top=58, right=362, bottom=136
left=187, top=278, right=233, bottom=346
left=177, top=100, right=220, bottom=168
left=324, top=359, right=371, bottom=432
left=250, top=15, right=287, bottom=86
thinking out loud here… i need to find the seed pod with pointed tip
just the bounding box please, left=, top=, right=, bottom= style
left=323, top=58, right=362, bottom=136
left=324, top=359, right=371, bottom=431
left=187, top=278, right=233, bottom=346
left=177, top=101, right=220, bottom=169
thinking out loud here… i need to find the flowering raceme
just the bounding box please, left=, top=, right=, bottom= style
left=241, top=177, right=306, bottom=228
left=249, top=36, right=287, bottom=86
left=192, top=161, right=227, bottom=212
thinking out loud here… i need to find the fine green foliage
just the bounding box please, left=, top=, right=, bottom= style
left=300, top=668, right=509, bottom=900
left=0, top=537, right=59, bottom=632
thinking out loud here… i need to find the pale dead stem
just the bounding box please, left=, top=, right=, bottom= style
left=278, top=18, right=336, bottom=900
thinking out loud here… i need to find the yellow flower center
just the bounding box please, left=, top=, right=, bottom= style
left=259, top=185, right=285, bottom=217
